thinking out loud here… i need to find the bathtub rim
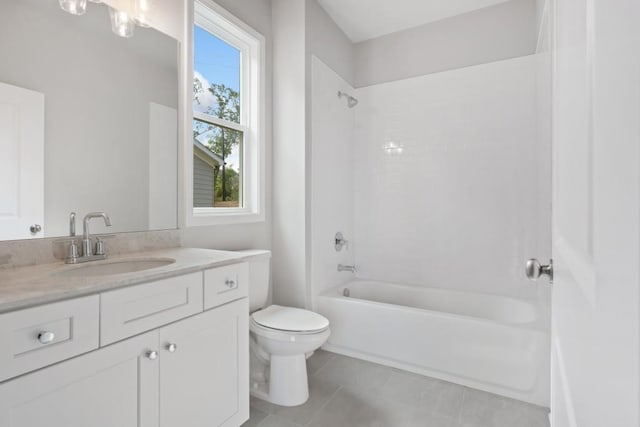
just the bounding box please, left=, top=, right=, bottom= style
left=318, top=279, right=550, bottom=332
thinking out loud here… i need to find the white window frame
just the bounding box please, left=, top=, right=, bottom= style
left=182, top=0, right=265, bottom=226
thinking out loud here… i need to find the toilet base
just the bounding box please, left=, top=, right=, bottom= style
left=269, top=354, right=309, bottom=406
left=250, top=354, right=310, bottom=407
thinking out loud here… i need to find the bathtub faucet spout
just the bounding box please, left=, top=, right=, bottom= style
left=337, top=264, right=357, bottom=273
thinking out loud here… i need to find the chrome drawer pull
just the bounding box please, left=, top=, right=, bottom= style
left=145, top=350, right=158, bottom=360
left=37, top=331, right=56, bottom=344
left=166, top=343, right=178, bottom=353
left=225, top=279, right=236, bottom=288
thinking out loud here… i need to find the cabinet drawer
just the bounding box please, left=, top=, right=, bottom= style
left=203, top=263, right=248, bottom=310
left=100, top=272, right=203, bottom=345
left=0, top=295, right=99, bottom=383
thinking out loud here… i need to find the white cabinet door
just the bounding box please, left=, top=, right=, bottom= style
left=0, top=331, right=159, bottom=427
left=0, top=81, right=44, bottom=239
left=550, top=0, right=640, bottom=426
left=159, top=299, right=249, bottom=427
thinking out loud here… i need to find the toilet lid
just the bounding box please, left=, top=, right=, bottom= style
left=252, top=305, right=329, bottom=332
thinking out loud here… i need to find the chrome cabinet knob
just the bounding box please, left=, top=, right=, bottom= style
left=166, top=343, right=178, bottom=353
left=145, top=350, right=158, bottom=360
left=225, top=279, right=236, bottom=288
left=30, top=224, right=42, bottom=234
left=37, top=331, right=55, bottom=344
left=526, top=259, right=553, bottom=283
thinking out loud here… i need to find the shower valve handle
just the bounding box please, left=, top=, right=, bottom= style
left=335, top=232, right=349, bottom=251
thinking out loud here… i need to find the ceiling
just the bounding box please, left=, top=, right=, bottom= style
left=316, top=0, right=511, bottom=43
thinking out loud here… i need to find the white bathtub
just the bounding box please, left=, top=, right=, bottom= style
left=316, top=280, right=550, bottom=406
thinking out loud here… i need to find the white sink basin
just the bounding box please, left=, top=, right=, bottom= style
left=55, top=258, right=176, bottom=277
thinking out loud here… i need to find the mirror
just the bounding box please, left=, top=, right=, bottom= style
left=0, top=0, right=179, bottom=241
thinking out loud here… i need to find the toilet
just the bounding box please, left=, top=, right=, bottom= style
left=243, top=250, right=330, bottom=407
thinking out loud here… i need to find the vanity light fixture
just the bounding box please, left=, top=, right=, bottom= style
left=109, top=7, right=136, bottom=38
left=59, top=0, right=154, bottom=38
left=58, top=0, right=88, bottom=15
left=133, top=0, right=154, bottom=27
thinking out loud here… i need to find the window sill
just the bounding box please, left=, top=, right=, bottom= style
left=187, top=209, right=265, bottom=227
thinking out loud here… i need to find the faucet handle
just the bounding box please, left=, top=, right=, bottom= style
left=69, top=212, right=76, bottom=237
left=66, top=240, right=79, bottom=263
left=95, top=238, right=106, bottom=256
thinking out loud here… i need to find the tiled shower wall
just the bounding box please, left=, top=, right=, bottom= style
left=309, top=56, right=356, bottom=299
left=352, top=55, right=551, bottom=300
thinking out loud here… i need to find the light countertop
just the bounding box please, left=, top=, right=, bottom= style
left=0, top=248, right=269, bottom=314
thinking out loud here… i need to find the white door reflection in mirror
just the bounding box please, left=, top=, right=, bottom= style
left=0, top=82, right=44, bottom=240
left=148, top=103, right=178, bottom=230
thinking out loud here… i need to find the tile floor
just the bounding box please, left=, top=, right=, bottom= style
left=242, top=350, right=550, bottom=427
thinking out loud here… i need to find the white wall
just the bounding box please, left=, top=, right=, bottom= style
left=310, top=56, right=356, bottom=303
left=353, top=0, right=537, bottom=87
left=305, top=0, right=355, bottom=87
left=535, top=0, right=551, bottom=54
left=269, top=0, right=354, bottom=308
left=353, top=55, right=549, bottom=300
left=149, top=103, right=178, bottom=230
left=271, top=0, right=308, bottom=308
left=535, top=0, right=546, bottom=37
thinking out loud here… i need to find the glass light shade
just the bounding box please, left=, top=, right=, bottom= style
left=133, top=0, right=154, bottom=28
left=59, top=0, right=88, bottom=15
left=88, top=0, right=103, bottom=3
left=109, top=7, right=135, bottom=38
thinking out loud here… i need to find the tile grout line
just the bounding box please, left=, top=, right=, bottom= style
left=308, top=353, right=336, bottom=378
left=456, top=387, right=470, bottom=424
left=304, top=385, right=344, bottom=426
left=255, top=413, right=304, bottom=427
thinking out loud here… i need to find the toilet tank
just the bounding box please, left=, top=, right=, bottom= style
left=237, top=250, right=271, bottom=312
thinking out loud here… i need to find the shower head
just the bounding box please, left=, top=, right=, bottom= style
left=338, top=90, right=358, bottom=108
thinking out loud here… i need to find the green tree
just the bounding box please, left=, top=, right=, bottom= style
left=214, top=167, right=239, bottom=202
left=193, top=76, right=241, bottom=205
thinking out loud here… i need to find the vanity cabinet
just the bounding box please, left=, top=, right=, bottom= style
left=159, top=298, right=248, bottom=427
left=0, top=263, right=249, bottom=427
left=0, top=295, right=99, bottom=383
left=0, top=331, right=159, bottom=427
left=100, top=272, right=204, bottom=346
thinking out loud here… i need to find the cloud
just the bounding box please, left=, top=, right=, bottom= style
left=193, top=71, right=216, bottom=114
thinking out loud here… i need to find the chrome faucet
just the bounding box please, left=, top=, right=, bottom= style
left=83, top=212, right=111, bottom=256
left=66, top=212, right=112, bottom=264
left=337, top=264, right=357, bottom=273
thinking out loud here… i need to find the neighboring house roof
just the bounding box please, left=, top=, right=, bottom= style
left=193, top=138, right=223, bottom=168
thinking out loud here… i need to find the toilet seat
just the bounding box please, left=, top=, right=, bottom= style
left=251, top=305, right=329, bottom=333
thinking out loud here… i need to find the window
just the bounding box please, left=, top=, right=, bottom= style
left=188, top=0, right=265, bottom=224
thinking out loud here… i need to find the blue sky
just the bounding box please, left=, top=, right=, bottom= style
left=193, top=26, right=242, bottom=172
left=194, top=26, right=240, bottom=92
